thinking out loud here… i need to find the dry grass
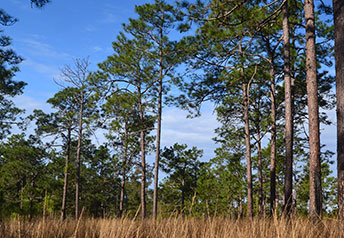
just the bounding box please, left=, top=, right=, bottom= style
left=1, top=216, right=344, bottom=238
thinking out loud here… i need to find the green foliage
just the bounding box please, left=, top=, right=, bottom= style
left=0, top=9, right=25, bottom=97
left=159, top=143, right=203, bottom=215
left=30, top=0, right=50, bottom=8
left=30, top=87, right=80, bottom=145
left=0, top=9, right=26, bottom=140
left=0, top=134, right=48, bottom=218
left=79, top=144, right=121, bottom=217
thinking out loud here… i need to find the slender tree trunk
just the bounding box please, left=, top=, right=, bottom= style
left=239, top=41, right=253, bottom=218
left=153, top=40, right=164, bottom=220
left=283, top=0, right=294, bottom=216
left=43, top=190, right=48, bottom=220
left=257, top=128, right=263, bottom=215
left=239, top=41, right=253, bottom=217
left=61, top=126, right=71, bottom=221
left=333, top=0, right=344, bottom=219
left=238, top=198, right=243, bottom=218
left=120, top=124, right=128, bottom=218
left=304, top=0, right=322, bottom=219
left=269, top=62, right=277, bottom=216
left=261, top=35, right=277, bottom=216
left=275, top=176, right=279, bottom=209
left=29, top=180, right=34, bottom=220
left=75, top=93, right=84, bottom=220
left=138, top=91, right=146, bottom=219
left=243, top=81, right=253, bottom=218
left=20, top=179, right=25, bottom=210
left=181, top=179, right=185, bottom=216
left=119, top=170, right=126, bottom=217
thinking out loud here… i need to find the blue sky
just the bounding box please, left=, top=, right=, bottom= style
left=2, top=0, right=337, bottom=170
left=3, top=0, right=219, bottom=161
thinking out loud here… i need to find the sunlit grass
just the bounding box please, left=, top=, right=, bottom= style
left=0, top=216, right=343, bottom=238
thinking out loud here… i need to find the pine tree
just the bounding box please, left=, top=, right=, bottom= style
left=333, top=0, right=344, bottom=218
left=102, top=92, right=141, bottom=217
left=304, top=0, right=322, bottom=219
left=126, top=0, right=184, bottom=219
left=30, top=87, right=80, bottom=220
left=160, top=143, right=203, bottom=215
left=282, top=0, right=294, bottom=216
left=97, top=29, right=157, bottom=219
left=56, top=58, right=94, bottom=219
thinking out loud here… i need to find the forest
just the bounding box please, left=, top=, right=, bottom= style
left=1, top=0, right=344, bottom=237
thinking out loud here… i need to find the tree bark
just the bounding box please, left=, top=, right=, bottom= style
left=304, top=0, right=322, bottom=219
left=243, top=81, right=253, bottom=218
left=270, top=61, right=277, bottom=216
left=239, top=42, right=253, bottom=218
left=257, top=127, right=263, bottom=215
left=153, top=32, right=164, bottom=220
left=75, top=92, right=84, bottom=220
left=283, top=0, right=294, bottom=216
left=119, top=123, right=128, bottom=218
left=181, top=178, right=185, bottom=216
left=61, top=126, right=71, bottom=221
left=333, top=0, right=344, bottom=218
left=138, top=91, right=146, bottom=220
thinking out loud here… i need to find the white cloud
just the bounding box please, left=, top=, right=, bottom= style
left=21, top=59, right=59, bottom=76
left=101, top=12, right=118, bottom=24
left=85, top=25, right=96, bottom=32
left=92, top=46, right=103, bottom=52
left=19, top=39, right=71, bottom=59
left=13, top=95, right=51, bottom=114
left=320, top=109, right=336, bottom=152
left=161, top=105, right=219, bottom=160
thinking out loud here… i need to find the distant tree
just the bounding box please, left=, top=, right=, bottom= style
left=127, top=0, right=184, bottom=220
left=79, top=142, right=120, bottom=217
left=196, top=124, right=246, bottom=217
left=0, top=134, right=47, bottom=219
left=97, top=30, right=157, bottom=219
left=249, top=77, right=271, bottom=215
left=294, top=147, right=336, bottom=216
left=102, top=92, right=141, bottom=217
left=55, top=57, right=95, bottom=219
left=30, top=87, right=80, bottom=220
left=160, top=143, right=203, bottom=215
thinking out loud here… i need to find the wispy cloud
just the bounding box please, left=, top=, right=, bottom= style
left=84, top=25, right=96, bottom=32
left=19, top=39, right=71, bottom=59
left=13, top=95, right=51, bottom=114
left=21, top=59, right=59, bottom=76
left=101, top=12, right=118, bottom=24
left=8, top=0, right=26, bottom=9
left=92, top=46, right=103, bottom=52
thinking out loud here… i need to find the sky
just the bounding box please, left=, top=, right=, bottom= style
left=2, top=0, right=337, bottom=171
left=3, top=0, right=220, bottom=162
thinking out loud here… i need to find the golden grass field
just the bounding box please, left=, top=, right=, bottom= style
left=1, top=216, right=344, bottom=238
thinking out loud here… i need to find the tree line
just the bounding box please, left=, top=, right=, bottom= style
left=0, top=0, right=343, bottom=221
